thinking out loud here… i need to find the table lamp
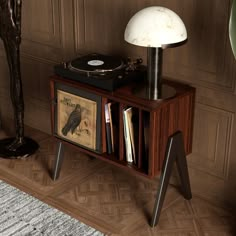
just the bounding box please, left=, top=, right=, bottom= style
left=124, top=6, right=187, bottom=100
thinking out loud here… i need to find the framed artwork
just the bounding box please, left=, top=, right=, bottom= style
left=54, top=83, right=102, bottom=153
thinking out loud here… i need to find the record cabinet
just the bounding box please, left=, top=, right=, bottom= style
left=50, top=75, right=195, bottom=179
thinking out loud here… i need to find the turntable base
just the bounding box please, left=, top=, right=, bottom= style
left=54, top=53, right=145, bottom=91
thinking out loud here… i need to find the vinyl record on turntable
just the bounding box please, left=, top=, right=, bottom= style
left=68, top=53, right=125, bottom=74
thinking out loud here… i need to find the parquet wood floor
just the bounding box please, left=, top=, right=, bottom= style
left=0, top=126, right=235, bottom=235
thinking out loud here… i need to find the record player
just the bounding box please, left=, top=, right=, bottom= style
left=54, top=53, right=145, bottom=91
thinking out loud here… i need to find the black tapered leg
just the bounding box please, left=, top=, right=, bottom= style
left=150, top=135, right=176, bottom=227
left=150, top=131, right=192, bottom=227
left=52, top=141, right=65, bottom=181
left=175, top=132, right=192, bottom=200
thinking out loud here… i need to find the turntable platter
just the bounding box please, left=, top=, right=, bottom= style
left=68, top=53, right=125, bottom=74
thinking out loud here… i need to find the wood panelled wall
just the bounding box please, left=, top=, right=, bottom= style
left=0, top=0, right=236, bottom=208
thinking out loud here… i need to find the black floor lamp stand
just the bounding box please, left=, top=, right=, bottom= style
left=0, top=0, right=38, bottom=158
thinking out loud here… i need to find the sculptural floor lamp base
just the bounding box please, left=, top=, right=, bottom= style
left=0, top=0, right=38, bottom=159
left=0, top=137, right=39, bottom=159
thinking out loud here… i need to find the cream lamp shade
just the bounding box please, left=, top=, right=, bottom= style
left=124, top=6, right=187, bottom=48
left=124, top=6, right=187, bottom=100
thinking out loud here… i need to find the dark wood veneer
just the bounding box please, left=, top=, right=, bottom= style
left=50, top=75, right=195, bottom=178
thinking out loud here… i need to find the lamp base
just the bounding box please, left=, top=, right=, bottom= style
left=133, top=84, right=176, bottom=100
left=0, top=137, right=39, bottom=159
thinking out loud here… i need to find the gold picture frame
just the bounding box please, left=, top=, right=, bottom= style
left=55, top=84, right=102, bottom=152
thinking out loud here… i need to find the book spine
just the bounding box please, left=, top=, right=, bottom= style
left=107, top=103, right=114, bottom=152
left=126, top=107, right=136, bottom=164
left=105, top=103, right=112, bottom=154
left=123, top=108, right=133, bottom=163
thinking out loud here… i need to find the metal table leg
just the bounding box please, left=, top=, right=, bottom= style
left=150, top=131, right=192, bottom=227
left=52, top=141, right=65, bottom=181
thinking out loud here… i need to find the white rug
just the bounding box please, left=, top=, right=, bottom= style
left=0, top=180, right=104, bottom=236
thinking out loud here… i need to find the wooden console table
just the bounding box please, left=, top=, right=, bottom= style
left=50, top=75, right=195, bottom=227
